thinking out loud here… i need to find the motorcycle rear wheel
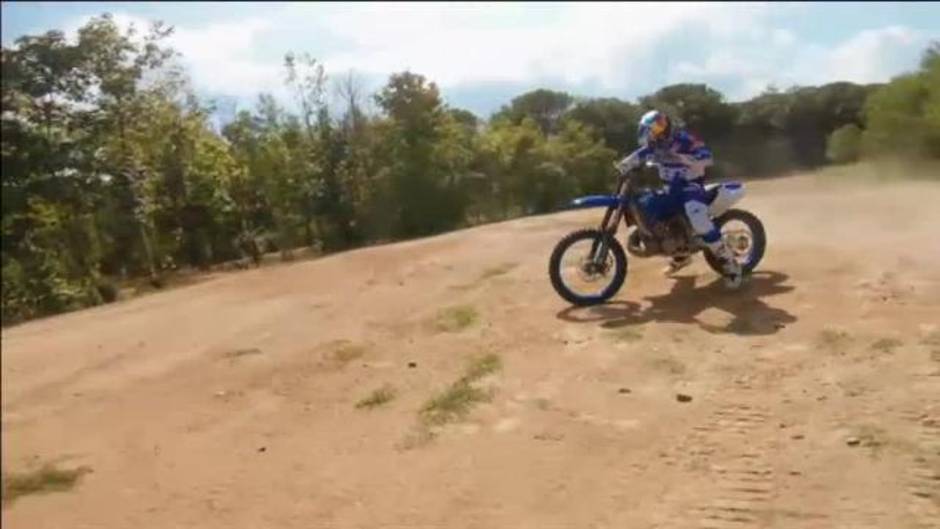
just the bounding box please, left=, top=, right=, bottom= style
left=704, top=208, right=766, bottom=275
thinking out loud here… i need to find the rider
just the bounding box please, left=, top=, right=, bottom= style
left=615, top=110, right=743, bottom=288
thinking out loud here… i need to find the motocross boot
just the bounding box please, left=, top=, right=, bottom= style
left=663, top=255, right=693, bottom=277
left=709, top=241, right=744, bottom=289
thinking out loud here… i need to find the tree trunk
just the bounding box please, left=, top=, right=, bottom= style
left=138, top=221, right=159, bottom=285
left=117, top=98, right=160, bottom=286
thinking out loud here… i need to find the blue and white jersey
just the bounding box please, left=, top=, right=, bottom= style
left=617, top=129, right=714, bottom=188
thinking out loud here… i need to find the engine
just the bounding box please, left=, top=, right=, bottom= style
left=626, top=217, right=692, bottom=257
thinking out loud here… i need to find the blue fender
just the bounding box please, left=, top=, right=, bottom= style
left=568, top=195, right=621, bottom=210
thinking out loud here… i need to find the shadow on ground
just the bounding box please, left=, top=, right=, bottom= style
left=556, top=270, right=798, bottom=336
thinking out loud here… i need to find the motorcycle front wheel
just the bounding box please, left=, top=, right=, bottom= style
left=549, top=229, right=628, bottom=306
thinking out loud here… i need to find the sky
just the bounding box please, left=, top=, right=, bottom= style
left=2, top=2, right=938, bottom=117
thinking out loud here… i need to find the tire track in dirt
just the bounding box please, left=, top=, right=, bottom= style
left=901, top=409, right=940, bottom=528
left=689, top=404, right=779, bottom=529
left=656, top=397, right=783, bottom=529
left=828, top=390, right=898, bottom=529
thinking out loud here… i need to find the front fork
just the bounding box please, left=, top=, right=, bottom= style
left=590, top=204, right=624, bottom=266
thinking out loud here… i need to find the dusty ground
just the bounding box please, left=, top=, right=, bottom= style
left=3, top=170, right=939, bottom=528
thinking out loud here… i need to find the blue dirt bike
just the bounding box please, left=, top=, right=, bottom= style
left=548, top=164, right=766, bottom=306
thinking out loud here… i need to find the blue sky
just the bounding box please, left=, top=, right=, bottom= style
left=3, top=2, right=938, bottom=117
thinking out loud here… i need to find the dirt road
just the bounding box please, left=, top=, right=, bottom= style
left=3, top=170, right=939, bottom=528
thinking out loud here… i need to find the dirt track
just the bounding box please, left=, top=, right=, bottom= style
left=3, top=171, right=940, bottom=528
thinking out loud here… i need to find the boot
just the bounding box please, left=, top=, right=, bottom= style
left=663, top=255, right=692, bottom=277
left=709, top=241, right=743, bottom=289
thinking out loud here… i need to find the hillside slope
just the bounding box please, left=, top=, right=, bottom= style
left=3, top=172, right=940, bottom=528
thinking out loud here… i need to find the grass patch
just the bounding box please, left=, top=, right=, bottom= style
left=333, top=342, right=367, bottom=364
left=355, top=384, right=397, bottom=409
left=845, top=423, right=928, bottom=459
left=418, top=353, right=503, bottom=428
left=608, top=326, right=644, bottom=343
left=420, top=383, right=492, bottom=426
left=452, top=263, right=518, bottom=291
left=649, top=356, right=687, bottom=375
left=458, top=353, right=502, bottom=384
left=922, top=329, right=940, bottom=347
left=839, top=379, right=870, bottom=398
left=534, top=398, right=553, bottom=411
left=399, top=426, right=437, bottom=450
left=222, top=347, right=263, bottom=359
left=2, top=464, right=91, bottom=506
left=669, top=329, right=690, bottom=344
left=433, top=305, right=480, bottom=333
left=849, top=424, right=890, bottom=458
left=870, top=337, right=903, bottom=355
left=480, top=263, right=518, bottom=280
left=818, top=327, right=852, bottom=354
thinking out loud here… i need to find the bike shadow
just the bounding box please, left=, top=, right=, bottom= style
left=556, top=270, right=798, bottom=336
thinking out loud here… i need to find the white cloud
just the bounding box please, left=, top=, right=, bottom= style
left=310, top=2, right=761, bottom=90
left=665, top=22, right=928, bottom=100
left=169, top=18, right=284, bottom=99
left=771, top=29, right=796, bottom=47
left=56, top=5, right=933, bottom=113
left=63, top=12, right=286, bottom=101
left=62, top=12, right=151, bottom=46
left=822, top=26, right=924, bottom=83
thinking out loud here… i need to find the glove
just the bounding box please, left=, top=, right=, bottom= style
left=615, top=153, right=639, bottom=175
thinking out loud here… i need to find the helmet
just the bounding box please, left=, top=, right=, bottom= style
left=637, top=110, right=672, bottom=149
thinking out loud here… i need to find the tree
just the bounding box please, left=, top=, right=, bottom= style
left=563, top=97, right=642, bottom=153
left=334, top=71, right=367, bottom=137
left=1, top=14, right=176, bottom=321
left=6, top=16, right=938, bottom=326
left=76, top=14, right=176, bottom=280
left=922, top=41, right=940, bottom=71
left=492, top=89, right=575, bottom=135
left=284, top=51, right=327, bottom=136
left=476, top=117, right=544, bottom=218
left=374, top=71, right=464, bottom=236
left=826, top=124, right=862, bottom=164
left=543, top=120, right=617, bottom=196
left=640, top=83, right=736, bottom=140
left=448, top=108, right=480, bottom=131
left=862, top=42, right=940, bottom=160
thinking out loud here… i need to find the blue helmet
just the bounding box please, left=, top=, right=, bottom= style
left=637, top=110, right=673, bottom=149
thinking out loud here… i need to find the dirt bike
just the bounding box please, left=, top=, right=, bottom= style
left=548, top=163, right=766, bottom=306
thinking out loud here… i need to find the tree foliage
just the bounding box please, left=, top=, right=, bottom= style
left=493, top=89, right=575, bottom=135
left=826, top=124, right=862, bottom=164
left=2, top=17, right=936, bottom=324
left=861, top=41, right=940, bottom=159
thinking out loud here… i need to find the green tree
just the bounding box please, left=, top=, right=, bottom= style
left=541, top=120, right=617, bottom=197
left=492, top=89, right=575, bottom=135
left=448, top=108, right=480, bottom=131
left=6, top=15, right=938, bottom=326
left=476, top=117, right=545, bottom=218
left=640, top=83, right=736, bottom=140
left=826, top=124, right=862, bottom=163
left=862, top=42, right=940, bottom=160
left=76, top=14, right=176, bottom=280
left=563, top=97, right=643, bottom=154
left=2, top=14, right=175, bottom=321
left=374, top=71, right=464, bottom=236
